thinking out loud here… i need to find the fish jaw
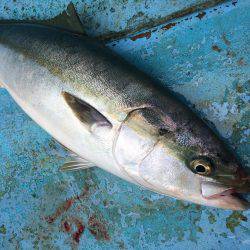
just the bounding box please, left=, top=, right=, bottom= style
left=200, top=181, right=249, bottom=210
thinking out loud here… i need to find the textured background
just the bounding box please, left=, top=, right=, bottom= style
left=0, top=0, right=249, bottom=249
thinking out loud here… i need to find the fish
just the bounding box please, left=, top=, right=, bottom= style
left=0, top=4, right=249, bottom=210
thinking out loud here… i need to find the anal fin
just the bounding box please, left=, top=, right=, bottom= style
left=51, top=138, right=96, bottom=172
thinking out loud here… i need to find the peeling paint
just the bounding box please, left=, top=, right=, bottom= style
left=161, top=22, right=176, bottom=30
left=130, top=31, right=151, bottom=41
left=226, top=211, right=248, bottom=233
left=196, top=11, right=206, bottom=19
left=212, top=44, right=222, bottom=52
left=0, top=225, right=6, bottom=234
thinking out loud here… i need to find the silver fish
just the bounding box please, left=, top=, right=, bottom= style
left=0, top=8, right=249, bottom=210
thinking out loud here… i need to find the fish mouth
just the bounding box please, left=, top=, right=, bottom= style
left=201, top=182, right=250, bottom=210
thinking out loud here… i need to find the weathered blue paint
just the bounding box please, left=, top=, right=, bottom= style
left=0, top=0, right=249, bottom=249
left=0, top=0, right=224, bottom=38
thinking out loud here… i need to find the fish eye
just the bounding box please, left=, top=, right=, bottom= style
left=190, top=159, right=212, bottom=176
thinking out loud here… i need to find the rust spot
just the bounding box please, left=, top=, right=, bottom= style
left=162, top=22, right=176, bottom=30
left=237, top=58, right=247, bottom=66
left=196, top=11, right=206, bottom=19
left=212, top=45, right=222, bottom=52
left=46, top=199, right=74, bottom=224
left=63, top=221, right=71, bottom=232
left=130, top=31, right=151, bottom=41
left=72, top=219, right=85, bottom=243
left=61, top=217, right=85, bottom=244
left=222, top=34, right=231, bottom=46
left=88, top=215, right=110, bottom=241
left=45, top=186, right=89, bottom=224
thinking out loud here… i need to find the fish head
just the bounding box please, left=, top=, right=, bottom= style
left=115, top=106, right=249, bottom=210
left=141, top=138, right=249, bottom=211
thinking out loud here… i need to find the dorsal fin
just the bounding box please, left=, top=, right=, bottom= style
left=62, top=92, right=112, bottom=133
left=43, top=3, right=86, bottom=35
left=0, top=3, right=86, bottom=35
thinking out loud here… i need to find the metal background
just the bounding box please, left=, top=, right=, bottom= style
left=0, top=0, right=249, bottom=249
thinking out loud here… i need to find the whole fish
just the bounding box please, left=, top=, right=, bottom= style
left=0, top=18, right=249, bottom=210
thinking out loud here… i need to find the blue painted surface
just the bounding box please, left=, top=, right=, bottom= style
left=0, top=0, right=249, bottom=249
left=0, top=0, right=220, bottom=37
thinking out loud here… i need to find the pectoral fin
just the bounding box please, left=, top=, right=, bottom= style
left=62, top=92, right=112, bottom=133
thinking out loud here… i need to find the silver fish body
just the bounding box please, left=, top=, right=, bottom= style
left=0, top=24, right=249, bottom=210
